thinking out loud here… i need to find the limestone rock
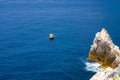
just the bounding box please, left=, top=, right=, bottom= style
left=90, top=67, right=120, bottom=80
left=88, top=28, right=120, bottom=68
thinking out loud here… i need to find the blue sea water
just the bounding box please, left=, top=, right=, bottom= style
left=0, top=0, right=120, bottom=80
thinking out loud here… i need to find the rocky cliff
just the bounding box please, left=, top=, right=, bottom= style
left=88, top=28, right=120, bottom=68
left=88, top=28, right=120, bottom=80
left=90, top=67, right=120, bottom=80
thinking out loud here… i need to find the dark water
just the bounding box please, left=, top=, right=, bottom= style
left=0, top=0, right=120, bottom=80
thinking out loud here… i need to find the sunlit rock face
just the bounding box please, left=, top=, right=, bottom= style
left=90, top=67, right=120, bottom=80
left=88, top=28, right=120, bottom=68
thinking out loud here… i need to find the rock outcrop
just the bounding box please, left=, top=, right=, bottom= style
left=90, top=67, right=120, bottom=80
left=88, top=28, right=120, bottom=80
left=88, top=28, right=120, bottom=68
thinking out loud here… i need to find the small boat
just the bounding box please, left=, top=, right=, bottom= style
left=49, top=34, right=55, bottom=39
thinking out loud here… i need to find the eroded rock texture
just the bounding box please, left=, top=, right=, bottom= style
left=88, top=28, right=120, bottom=68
